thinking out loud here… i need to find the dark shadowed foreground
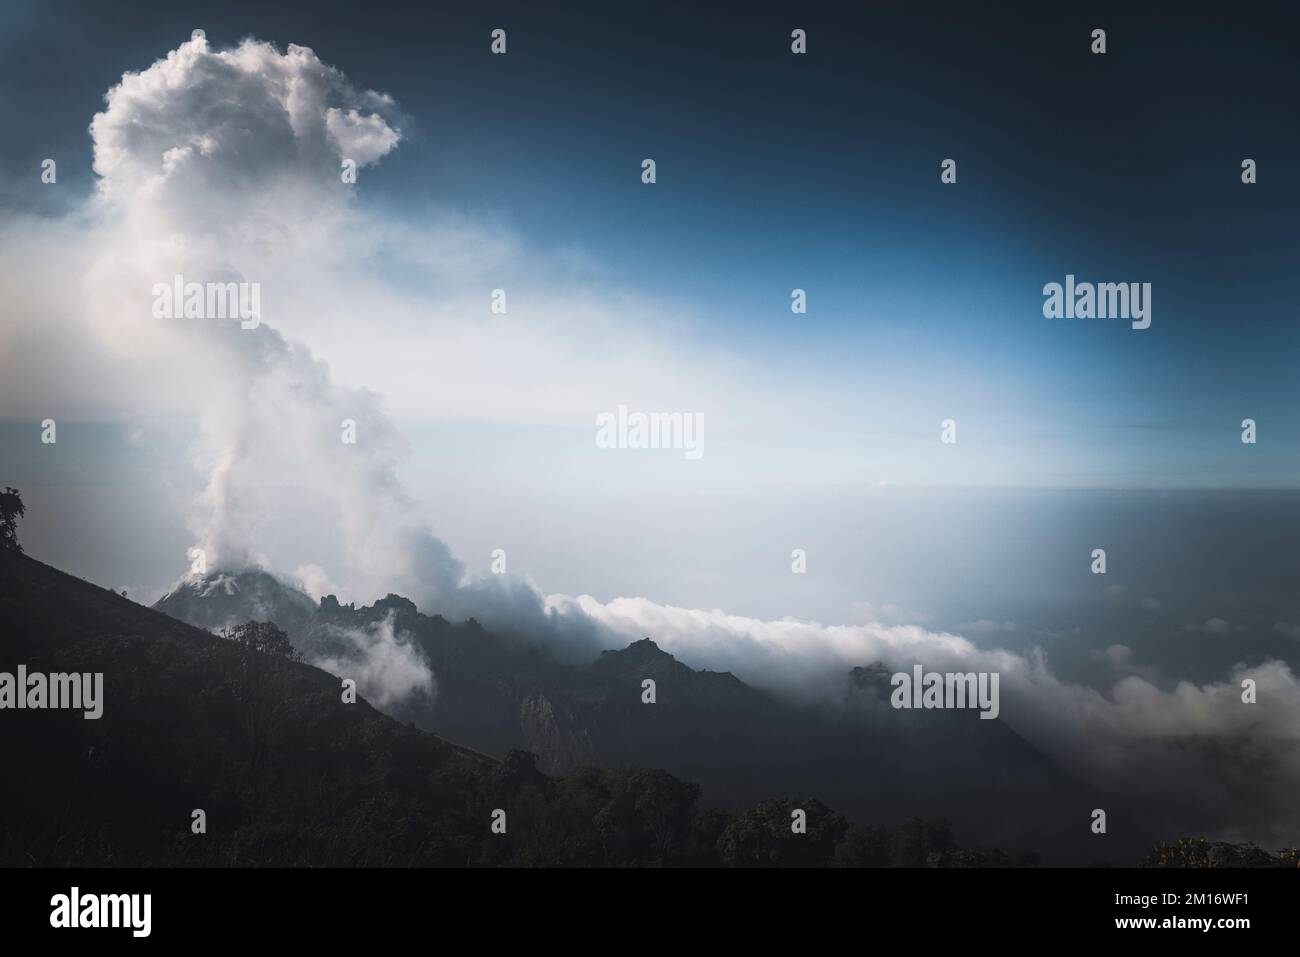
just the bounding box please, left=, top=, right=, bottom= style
left=2, top=552, right=1293, bottom=867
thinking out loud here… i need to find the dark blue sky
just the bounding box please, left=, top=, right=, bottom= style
left=3, top=0, right=1299, bottom=487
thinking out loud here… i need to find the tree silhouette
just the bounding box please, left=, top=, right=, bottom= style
left=217, top=621, right=303, bottom=776
left=0, top=487, right=24, bottom=554
left=220, top=620, right=303, bottom=663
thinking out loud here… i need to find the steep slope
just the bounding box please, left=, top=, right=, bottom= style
left=153, top=571, right=1099, bottom=861
left=2, top=554, right=497, bottom=865
left=3, top=551, right=1047, bottom=867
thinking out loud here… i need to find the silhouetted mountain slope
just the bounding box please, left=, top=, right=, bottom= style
left=2, top=554, right=495, bottom=865
left=153, top=568, right=1096, bottom=861
left=1, top=551, right=1039, bottom=867
left=7, top=552, right=1288, bottom=866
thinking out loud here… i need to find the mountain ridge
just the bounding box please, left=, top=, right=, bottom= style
left=148, top=565, right=1104, bottom=862
left=2, top=550, right=1052, bottom=866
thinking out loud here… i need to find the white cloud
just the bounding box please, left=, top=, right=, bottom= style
left=559, top=593, right=1300, bottom=846
left=325, top=107, right=401, bottom=165
left=293, top=563, right=339, bottom=602
left=90, top=34, right=399, bottom=203
left=312, top=611, right=435, bottom=709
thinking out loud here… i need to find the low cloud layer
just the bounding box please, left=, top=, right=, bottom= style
left=562, top=594, right=1300, bottom=847
left=312, top=611, right=436, bottom=709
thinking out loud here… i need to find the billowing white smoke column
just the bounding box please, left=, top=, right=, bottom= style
left=83, top=33, right=466, bottom=604
left=76, top=31, right=610, bottom=691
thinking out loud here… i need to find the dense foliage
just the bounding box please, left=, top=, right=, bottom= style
left=0, top=487, right=23, bottom=554
left=1142, top=837, right=1299, bottom=868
